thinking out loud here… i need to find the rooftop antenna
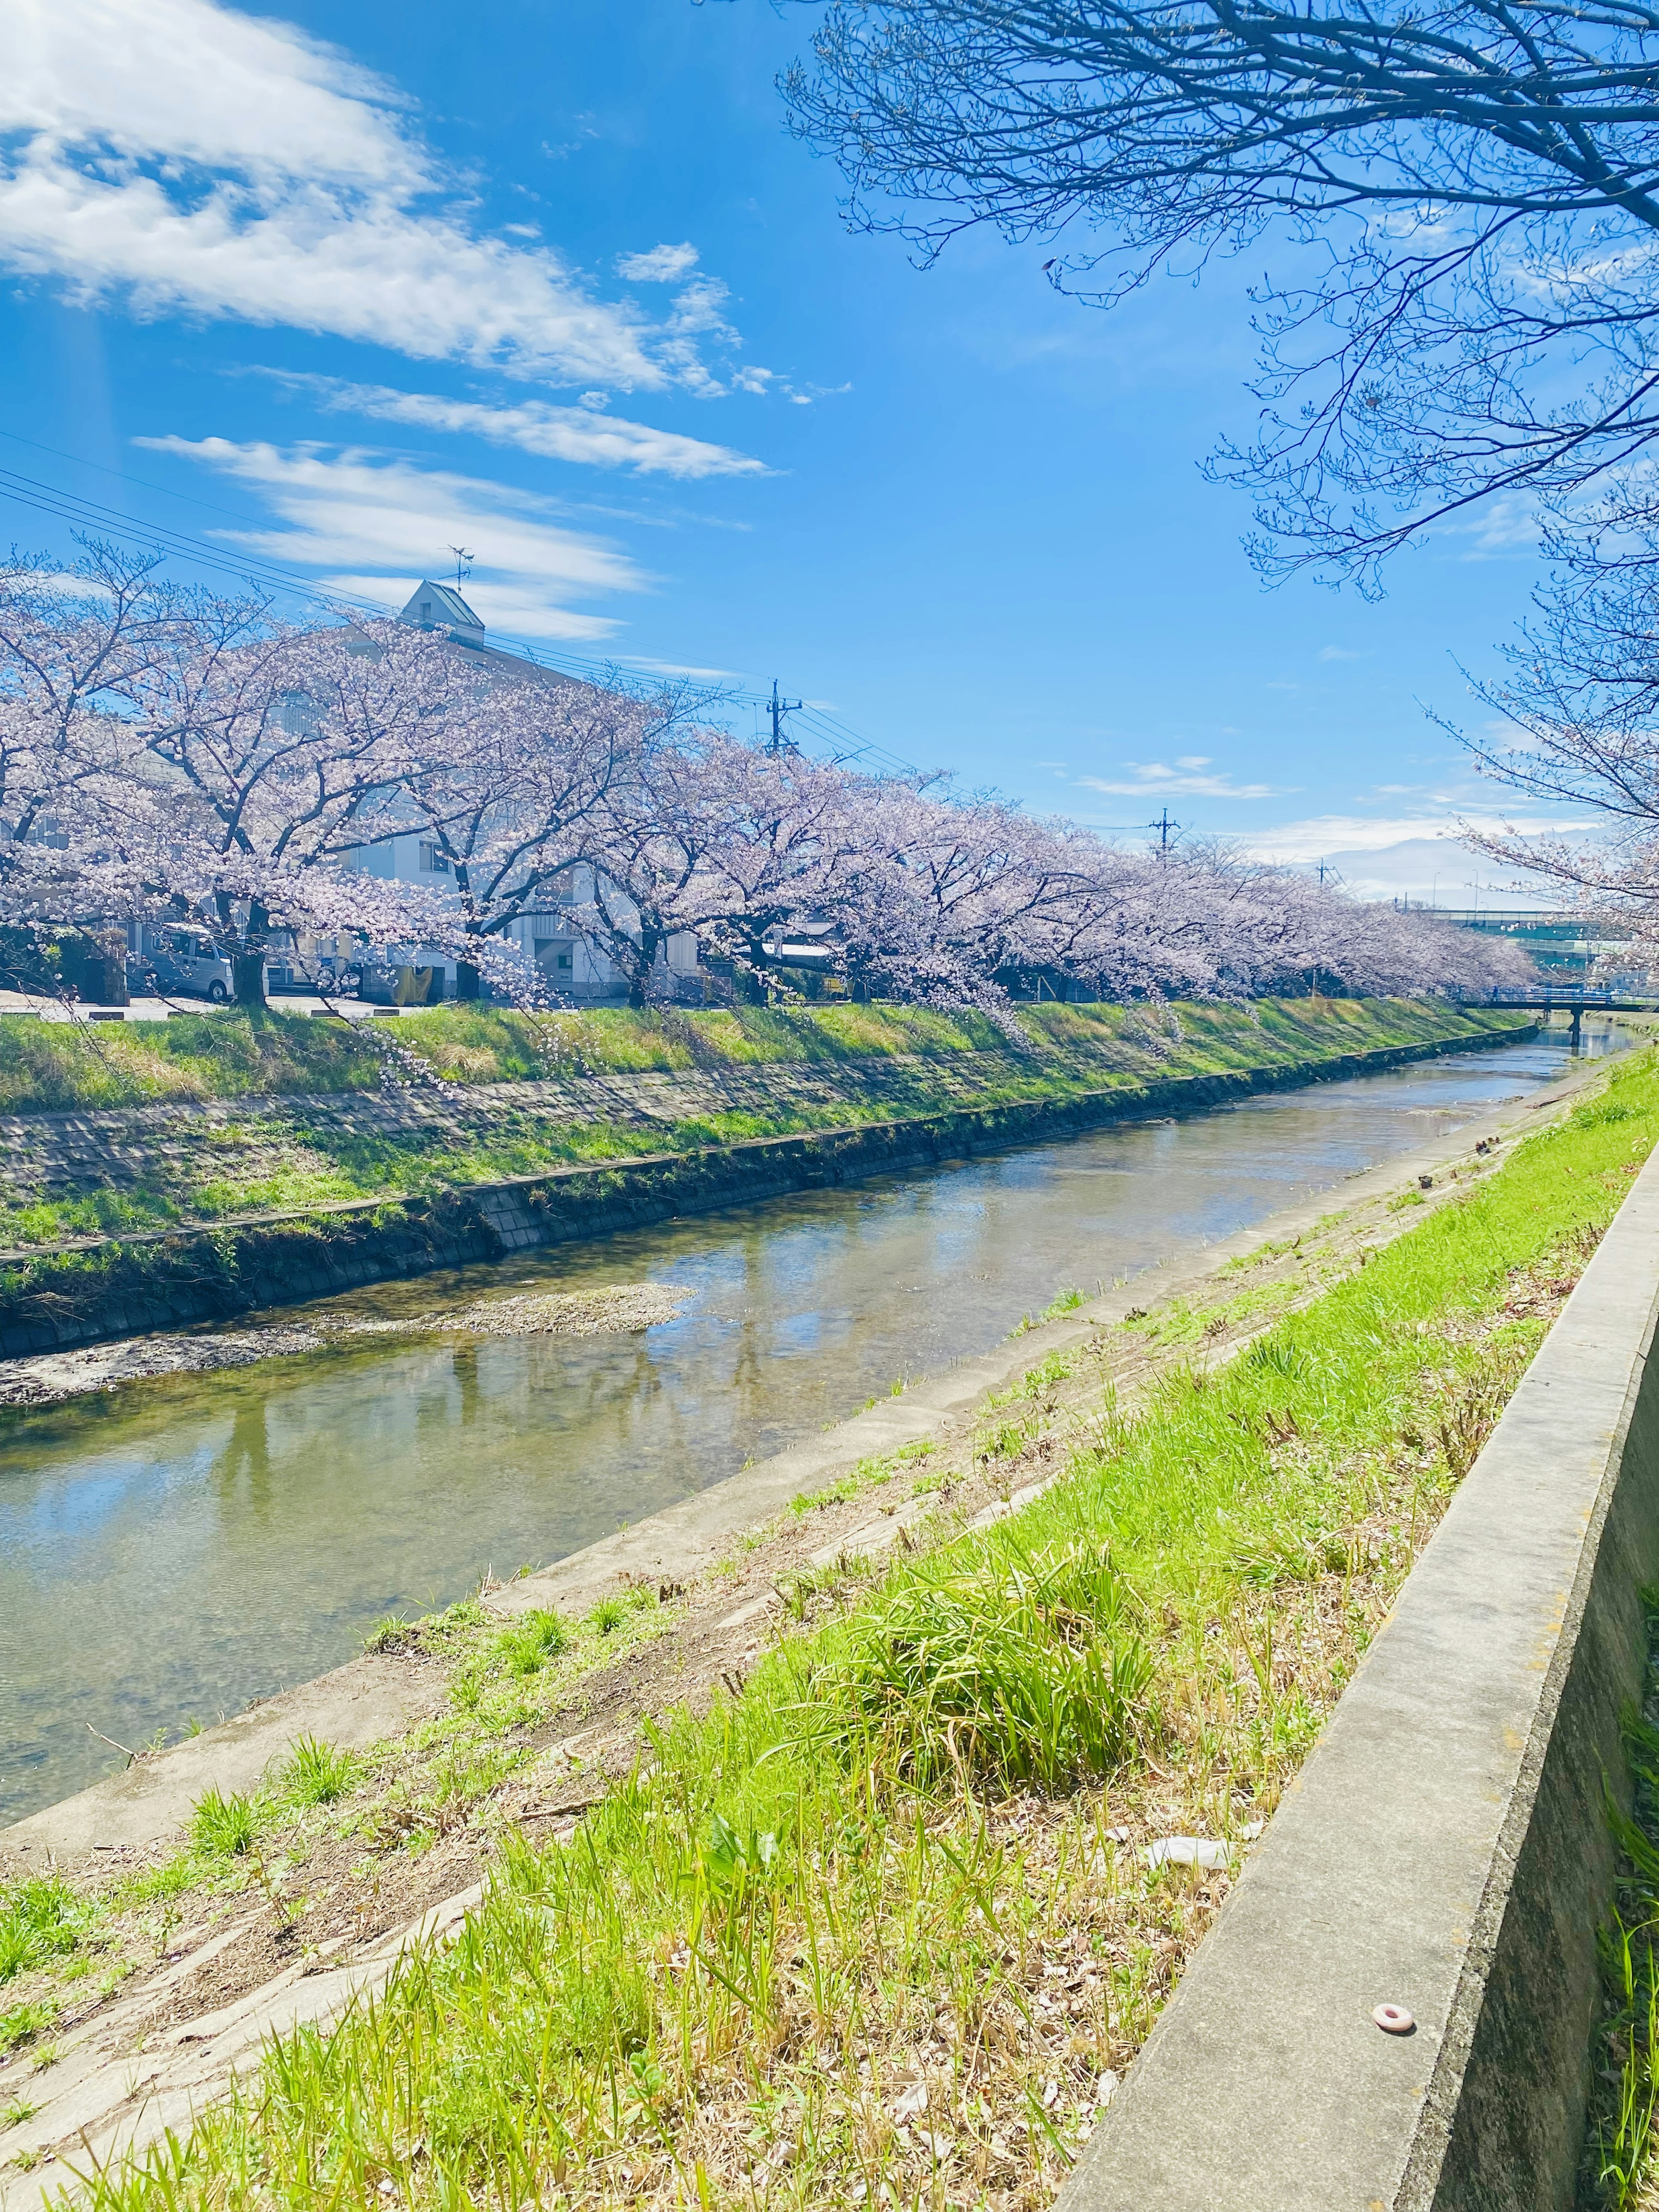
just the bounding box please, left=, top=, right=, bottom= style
left=447, top=545, right=475, bottom=590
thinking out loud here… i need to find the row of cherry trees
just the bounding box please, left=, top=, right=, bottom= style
left=0, top=545, right=1529, bottom=1010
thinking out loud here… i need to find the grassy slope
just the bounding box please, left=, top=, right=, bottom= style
left=0, top=997, right=1516, bottom=1112
left=14, top=1048, right=1651, bottom=2212
left=0, top=999, right=1524, bottom=1253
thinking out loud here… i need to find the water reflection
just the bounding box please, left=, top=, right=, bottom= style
left=0, top=1025, right=1624, bottom=1823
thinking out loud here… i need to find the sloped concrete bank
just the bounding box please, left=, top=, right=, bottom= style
left=1060, top=1138, right=1659, bottom=2209
left=0, top=1018, right=1532, bottom=1358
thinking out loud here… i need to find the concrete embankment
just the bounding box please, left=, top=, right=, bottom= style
left=0, top=1017, right=1532, bottom=1358
left=1059, top=1118, right=1659, bottom=2207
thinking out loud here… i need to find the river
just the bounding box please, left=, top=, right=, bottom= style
left=0, top=1026, right=1624, bottom=1826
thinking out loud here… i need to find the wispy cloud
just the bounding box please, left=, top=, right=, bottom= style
left=617, top=655, right=737, bottom=680
left=1316, top=645, right=1368, bottom=663
left=1242, top=811, right=1590, bottom=864
left=1076, top=754, right=1278, bottom=800
left=0, top=0, right=732, bottom=389
left=142, top=435, right=645, bottom=639
left=261, top=372, right=766, bottom=479
left=618, top=243, right=699, bottom=283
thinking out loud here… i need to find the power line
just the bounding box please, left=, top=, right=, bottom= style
left=0, top=451, right=918, bottom=775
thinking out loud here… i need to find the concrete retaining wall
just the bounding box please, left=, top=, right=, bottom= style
left=1060, top=1140, right=1659, bottom=2210
left=0, top=1021, right=1532, bottom=1358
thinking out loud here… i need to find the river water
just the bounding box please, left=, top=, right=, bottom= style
left=0, top=1027, right=1624, bottom=1826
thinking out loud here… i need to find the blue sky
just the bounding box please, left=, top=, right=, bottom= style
left=0, top=0, right=1581, bottom=901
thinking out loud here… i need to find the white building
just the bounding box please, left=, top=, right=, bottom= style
left=341, top=582, right=702, bottom=1004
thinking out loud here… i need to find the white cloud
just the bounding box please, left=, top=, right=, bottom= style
left=264, top=374, right=766, bottom=479
left=1242, top=811, right=1570, bottom=863
left=618, top=243, right=699, bottom=283
left=1077, top=756, right=1278, bottom=800
left=143, top=435, right=645, bottom=639
left=1317, top=645, right=1368, bottom=663
left=1238, top=811, right=1599, bottom=903
left=0, top=0, right=724, bottom=388
left=617, top=656, right=738, bottom=680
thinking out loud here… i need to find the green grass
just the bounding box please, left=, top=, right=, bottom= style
left=188, top=1788, right=258, bottom=1859
left=52, top=1049, right=1657, bottom=2212
left=276, top=1737, right=360, bottom=1808
left=0, top=996, right=1524, bottom=1116
left=0, top=998, right=1531, bottom=1253
left=0, top=1878, right=80, bottom=1985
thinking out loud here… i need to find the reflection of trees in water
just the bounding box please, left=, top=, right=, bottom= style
left=212, top=1397, right=274, bottom=1515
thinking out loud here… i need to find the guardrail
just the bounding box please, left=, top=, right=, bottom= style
left=1058, top=1145, right=1659, bottom=2211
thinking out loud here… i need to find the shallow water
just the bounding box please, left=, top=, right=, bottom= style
left=0, top=1025, right=1625, bottom=1824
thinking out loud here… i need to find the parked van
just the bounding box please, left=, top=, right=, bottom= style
left=130, top=925, right=237, bottom=1003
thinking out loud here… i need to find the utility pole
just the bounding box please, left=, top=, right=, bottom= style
left=1150, top=807, right=1180, bottom=858
left=766, top=678, right=802, bottom=756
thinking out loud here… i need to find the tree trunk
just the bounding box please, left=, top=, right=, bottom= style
left=455, top=960, right=482, bottom=1001
left=232, top=899, right=270, bottom=1010
left=232, top=953, right=267, bottom=1009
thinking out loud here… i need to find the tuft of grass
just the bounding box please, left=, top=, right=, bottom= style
left=362, top=1613, right=415, bottom=1655
left=0, top=1999, right=55, bottom=2054
left=278, top=1736, right=359, bottom=1808
left=0, top=1878, right=80, bottom=1984
left=494, top=1608, right=571, bottom=1676
left=789, top=1452, right=895, bottom=1516
left=815, top=1538, right=1154, bottom=1791
left=189, top=1787, right=258, bottom=1859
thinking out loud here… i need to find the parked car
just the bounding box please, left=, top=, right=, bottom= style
left=130, top=925, right=236, bottom=1003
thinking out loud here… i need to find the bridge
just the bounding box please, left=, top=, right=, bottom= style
left=1485, top=990, right=1659, bottom=1043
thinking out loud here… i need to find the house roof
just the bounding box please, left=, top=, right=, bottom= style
left=399, top=581, right=485, bottom=634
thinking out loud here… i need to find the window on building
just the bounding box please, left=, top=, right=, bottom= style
left=534, top=938, right=575, bottom=973
left=419, top=842, right=450, bottom=874
left=277, top=690, right=318, bottom=736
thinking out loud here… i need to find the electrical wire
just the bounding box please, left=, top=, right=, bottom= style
left=0, top=448, right=918, bottom=772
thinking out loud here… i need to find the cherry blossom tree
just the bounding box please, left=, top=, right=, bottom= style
left=0, top=541, right=224, bottom=996
left=364, top=669, right=670, bottom=1001
left=117, top=610, right=506, bottom=1006
left=0, top=547, right=1532, bottom=1014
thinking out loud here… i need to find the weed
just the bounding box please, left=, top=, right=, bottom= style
left=495, top=1608, right=571, bottom=1675
left=790, top=1454, right=894, bottom=1515
left=190, top=1787, right=258, bottom=1859
left=815, top=1538, right=1154, bottom=1791
left=278, top=1736, right=359, bottom=1807
left=362, top=1613, right=416, bottom=1655
left=0, top=1878, right=81, bottom=1983
left=0, top=2001, right=53, bottom=2053
left=587, top=1596, right=629, bottom=1636
left=115, top=1854, right=196, bottom=1907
